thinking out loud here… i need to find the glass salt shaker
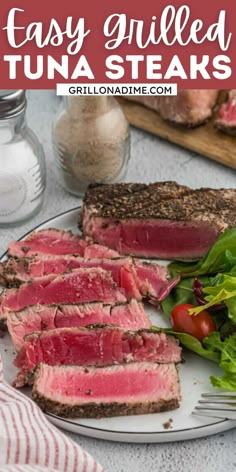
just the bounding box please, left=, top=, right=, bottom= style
left=0, top=90, right=46, bottom=227
left=52, top=96, right=130, bottom=196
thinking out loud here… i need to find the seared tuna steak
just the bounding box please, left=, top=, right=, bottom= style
left=80, top=181, right=236, bottom=259
left=0, top=268, right=126, bottom=323
left=215, top=90, right=236, bottom=136
left=8, top=300, right=151, bottom=351
left=8, top=228, right=120, bottom=259
left=14, top=326, right=182, bottom=387
left=0, top=256, right=139, bottom=297
left=0, top=254, right=176, bottom=304
left=32, top=362, right=181, bottom=418
left=127, top=90, right=218, bottom=127
left=8, top=228, right=87, bottom=258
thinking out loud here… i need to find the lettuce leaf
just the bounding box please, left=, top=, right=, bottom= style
left=204, top=333, right=236, bottom=390
left=210, top=374, right=236, bottom=390
left=161, top=228, right=236, bottom=390
left=189, top=275, right=236, bottom=323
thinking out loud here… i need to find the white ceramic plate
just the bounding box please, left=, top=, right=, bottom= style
left=0, top=207, right=235, bottom=443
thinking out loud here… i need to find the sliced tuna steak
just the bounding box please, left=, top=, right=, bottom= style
left=0, top=268, right=126, bottom=324
left=215, top=90, right=236, bottom=136
left=8, top=228, right=120, bottom=259
left=80, top=182, right=236, bottom=259
left=8, top=300, right=150, bottom=351
left=0, top=255, right=139, bottom=298
left=0, top=255, right=176, bottom=304
left=127, top=90, right=218, bottom=127
left=8, top=228, right=87, bottom=258
left=32, top=362, right=181, bottom=418
left=14, top=326, right=182, bottom=386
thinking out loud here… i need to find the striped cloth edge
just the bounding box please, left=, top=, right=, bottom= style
left=0, top=356, right=105, bottom=472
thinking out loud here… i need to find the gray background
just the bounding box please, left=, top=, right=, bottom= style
left=1, top=90, right=236, bottom=472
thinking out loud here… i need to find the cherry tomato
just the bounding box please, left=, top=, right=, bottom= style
left=170, top=303, right=216, bottom=342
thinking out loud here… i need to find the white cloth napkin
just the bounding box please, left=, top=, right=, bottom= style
left=0, top=356, right=104, bottom=472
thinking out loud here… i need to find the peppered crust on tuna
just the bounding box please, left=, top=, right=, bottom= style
left=80, top=182, right=236, bottom=224
left=32, top=395, right=180, bottom=419
left=80, top=182, right=236, bottom=259
left=32, top=362, right=181, bottom=418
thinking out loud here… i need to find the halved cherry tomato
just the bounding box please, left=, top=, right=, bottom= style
left=170, top=303, right=216, bottom=342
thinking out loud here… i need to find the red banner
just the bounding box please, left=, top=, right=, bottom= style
left=0, top=0, right=235, bottom=89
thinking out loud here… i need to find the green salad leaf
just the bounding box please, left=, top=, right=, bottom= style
left=169, top=229, right=236, bottom=277
left=161, top=275, right=212, bottom=317
left=210, top=374, right=236, bottom=390
left=189, top=275, right=236, bottom=322
left=160, top=228, right=236, bottom=391
left=204, top=333, right=236, bottom=390
left=226, top=297, right=236, bottom=323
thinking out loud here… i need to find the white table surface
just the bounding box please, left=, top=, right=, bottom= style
left=1, top=90, right=236, bottom=472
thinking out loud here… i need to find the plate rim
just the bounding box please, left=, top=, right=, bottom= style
left=47, top=411, right=228, bottom=435
left=0, top=206, right=234, bottom=443
left=46, top=413, right=236, bottom=443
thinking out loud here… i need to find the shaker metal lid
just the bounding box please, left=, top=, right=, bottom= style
left=0, top=90, right=26, bottom=119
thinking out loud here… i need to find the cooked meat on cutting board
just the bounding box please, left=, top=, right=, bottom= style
left=215, top=90, right=236, bottom=136
left=14, top=326, right=182, bottom=387
left=32, top=362, right=181, bottom=418
left=127, top=90, right=218, bottom=127
left=8, top=300, right=151, bottom=351
left=80, top=181, right=236, bottom=259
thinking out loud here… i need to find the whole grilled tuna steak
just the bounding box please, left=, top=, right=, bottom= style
left=80, top=181, right=236, bottom=259
left=14, top=326, right=182, bottom=387
left=8, top=228, right=119, bottom=259
left=0, top=268, right=126, bottom=325
left=32, top=362, right=181, bottom=418
left=8, top=300, right=151, bottom=351
left=127, top=90, right=218, bottom=127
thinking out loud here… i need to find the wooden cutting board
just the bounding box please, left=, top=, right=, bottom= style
left=118, top=98, right=236, bottom=170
